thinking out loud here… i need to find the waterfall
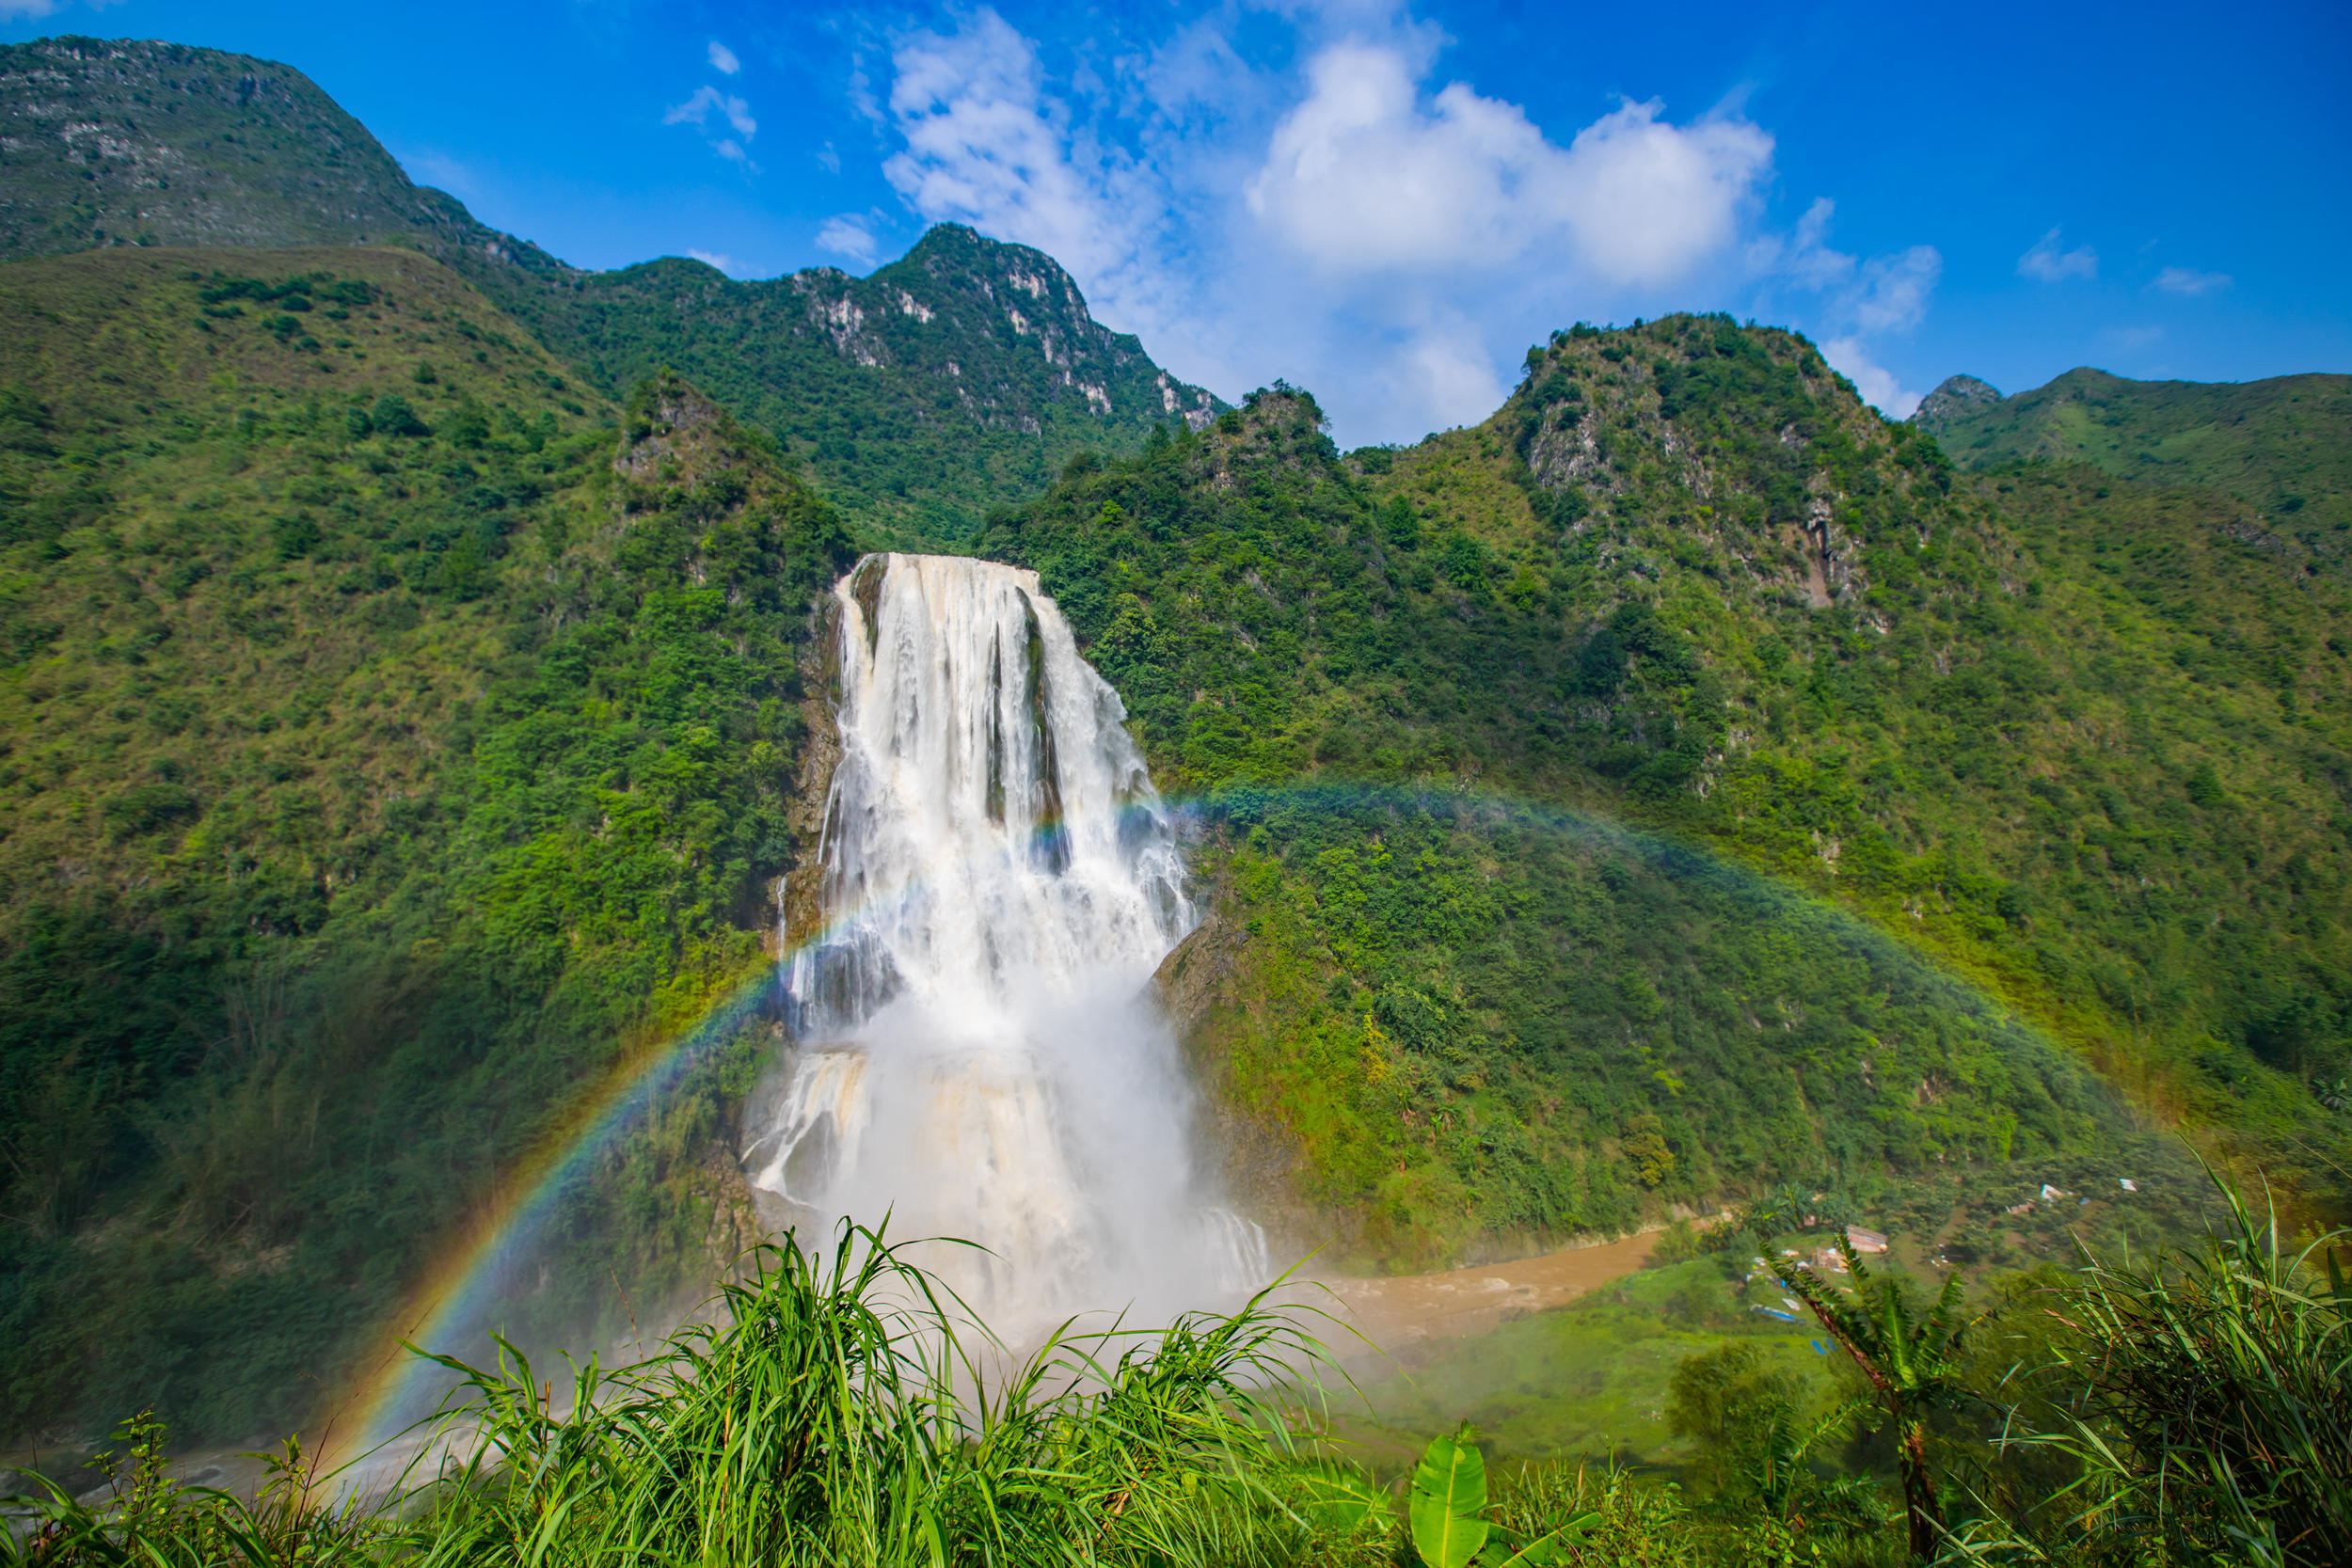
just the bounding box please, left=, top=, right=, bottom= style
left=744, top=553, right=1267, bottom=1325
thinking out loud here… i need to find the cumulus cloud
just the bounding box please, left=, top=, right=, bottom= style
left=0, top=0, right=61, bottom=18
left=1243, top=42, right=1772, bottom=287
left=881, top=12, right=1141, bottom=287
left=688, top=248, right=738, bottom=274
left=2153, top=265, right=2231, bottom=296
left=865, top=8, right=1937, bottom=443
left=2018, top=227, right=2097, bottom=282
left=707, top=40, right=740, bottom=76
left=817, top=214, right=881, bottom=265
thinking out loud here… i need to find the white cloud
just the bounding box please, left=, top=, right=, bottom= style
left=865, top=8, right=1938, bottom=445
left=2153, top=265, right=2231, bottom=296
left=1396, top=310, right=1509, bottom=428
left=1821, top=335, right=1924, bottom=419
left=0, top=0, right=61, bottom=18
left=817, top=215, right=881, bottom=265
left=1243, top=42, right=1772, bottom=287
left=882, top=11, right=1145, bottom=290
left=1850, top=245, right=1941, bottom=334
left=688, top=248, right=738, bottom=274
left=665, top=84, right=758, bottom=170
left=666, top=85, right=756, bottom=139
left=2018, top=227, right=2097, bottom=282
left=707, top=40, right=740, bottom=76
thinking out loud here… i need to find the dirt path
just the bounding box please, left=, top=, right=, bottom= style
left=1304, top=1230, right=1660, bottom=1354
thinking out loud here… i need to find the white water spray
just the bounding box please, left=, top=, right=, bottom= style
left=743, top=553, right=1266, bottom=1327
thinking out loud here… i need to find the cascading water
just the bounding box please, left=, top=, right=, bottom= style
left=742, top=553, right=1266, bottom=1327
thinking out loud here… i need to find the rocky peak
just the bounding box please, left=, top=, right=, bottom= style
left=614, top=372, right=744, bottom=490
left=1911, top=374, right=2005, bottom=433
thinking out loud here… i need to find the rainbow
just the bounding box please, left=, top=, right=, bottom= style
left=325, top=824, right=1072, bottom=1463
left=321, top=782, right=2044, bottom=1469
left=326, top=954, right=787, bottom=1464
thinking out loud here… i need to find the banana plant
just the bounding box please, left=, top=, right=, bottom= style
left=1408, top=1426, right=1597, bottom=1568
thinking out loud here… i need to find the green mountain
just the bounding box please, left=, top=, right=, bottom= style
left=1914, top=366, right=2352, bottom=546
left=986, top=321, right=2351, bottom=1261
left=486, top=226, right=1221, bottom=540
left=0, top=37, right=537, bottom=261
left=0, top=37, right=1219, bottom=536
left=4, top=39, right=2349, bottom=1454
left=0, top=245, right=848, bottom=1438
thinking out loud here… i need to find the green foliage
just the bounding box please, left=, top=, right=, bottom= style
left=1916, top=367, right=2352, bottom=548
left=0, top=249, right=849, bottom=1445
left=1400, top=1428, right=1595, bottom=1568
left=1666, top=1342, right=1882, bottom=1542
left=2016, top=1171, right=2351, bottom=1567
left=987, top=320, right=2352, bottom=1251
left=458, top=226, right=1222, bottom=542
left=0, top=1224, right=1355, bottom=1568
left=1778, top=1243, right=1972, bottom=1558
left=0, top=43, right=1222, bottom=545
left=1168, top=787, right=2116, bottom=1269
left=6, top=1177, right=2330, bottom=1568
left=1410, top=1430, right=1491, bottom=1567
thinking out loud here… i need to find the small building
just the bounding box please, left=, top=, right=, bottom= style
left=1845, top=1226, right=1888, bottom=1254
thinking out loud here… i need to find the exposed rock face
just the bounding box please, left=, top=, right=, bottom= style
left=612, top=377, right=736, bottom=487
left=1912, top=374, right=2005, bottom=434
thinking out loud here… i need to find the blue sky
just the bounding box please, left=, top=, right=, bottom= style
left=8, top=0, right=2347, bottom=446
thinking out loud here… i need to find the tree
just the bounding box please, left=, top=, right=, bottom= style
left=1780, top=1243, right=1972, bottom=1560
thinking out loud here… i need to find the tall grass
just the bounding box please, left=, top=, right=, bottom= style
left=4, top=1224, right=1366, bottom=1567
left=2020, top=1172, right=2351, bottom=1568
left=11, top=1170, right=2341, bottom=1568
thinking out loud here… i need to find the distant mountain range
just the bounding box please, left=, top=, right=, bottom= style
left=1914, top=367, right=2350, bottom=552
left=0, top=35, right=1219, bottom=535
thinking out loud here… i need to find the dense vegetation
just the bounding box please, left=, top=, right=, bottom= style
left=984, top=324, right=2351, bottom=1256
left=7, top=1172, right=2344, bottom=1567
left=4, top=37, right=2349, bottom=1498
left=0, top=39, right=1219, bottom=537
left=0, top=247, right=850, bottom=1441
left=472, top=227, right=1221, bottom=540
left=1915, top=366, right=2351, bottom=550
left=1158, top=789, right=2143, bottom=1271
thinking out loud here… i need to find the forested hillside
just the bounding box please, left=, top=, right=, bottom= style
left=0, top=246, right=847, bottom=1439
left=984, top=320, right=2352, bottom=1260
left=0, top=37, right=1218, bottom=536
left=479, top=226, right=1219, bottom=539
left=5, top=34, right=2349, bottom=1459
left=1915, top=366, right=2351, bottom=547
